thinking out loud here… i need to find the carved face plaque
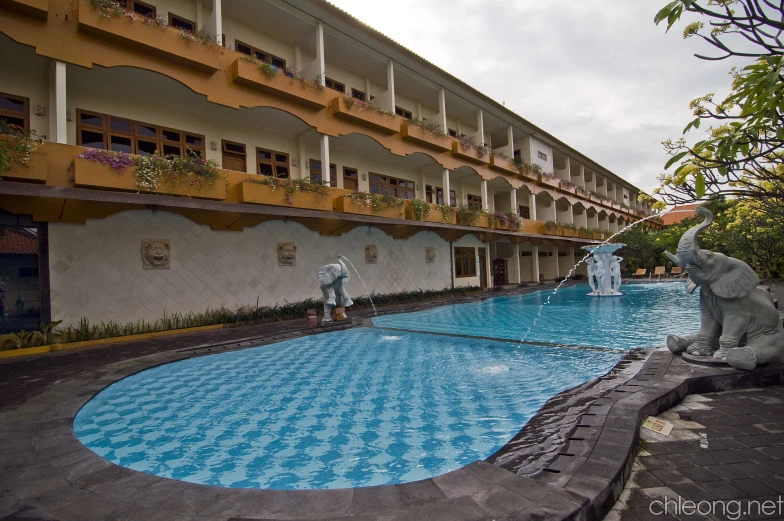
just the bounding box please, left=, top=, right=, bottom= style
left=142, top=239, right=171, bottom=269
left=365, top=244, right=378, bottom=264
left=425, top=246, right=436, bottom=263
left=278, top=243, right=296, bottom=266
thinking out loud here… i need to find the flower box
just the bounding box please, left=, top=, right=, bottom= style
left=77, top=0, right=222, bottom=74
left=404, top=204, right=456, bottom=224
left=451, top=141, right=488, bottom=164
left=456, top=214, right=490, bottom=228
left=330, top=97, right=401, bottom=134
left=237, top=181, right=345, bottom=211
left=492, top=218, right=521, bottom=231
left=1, top=0, right=48, bottom=18
left=489, top=155, right=518, bottom=175
left=400, top=122, right=452, bottom=152
left=538, top=174, right=561, bottom=189
left=0, top=136, right=47, bottom=183
left=333, top=194, right=405, bottom=219
left=72, top=157, right=227, bottom=200
left=520, top=219, right=545, bottom=235
left=230, top=59, right=334, bottom=110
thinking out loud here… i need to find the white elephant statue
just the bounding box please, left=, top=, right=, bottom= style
left=665, top=207, right=784, bottom=370
left=318, top=255, right=353, bottom=322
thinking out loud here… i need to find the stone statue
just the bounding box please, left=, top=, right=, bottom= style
left=317, top=255, right=354, bottom=322
left=142, top=239, right=170, bottom=269
left=278, top=242, right=296, bottom=266
left=665, top=206, right=784, bottom=370
left=586, top=256, right=598, bottom=293
left=611, top=255, right=623, bottom=292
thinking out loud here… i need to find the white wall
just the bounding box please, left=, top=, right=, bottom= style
left=48, top=210, right=452, bottom=326
left=530, top=137, right=553, bottom=174
left=0, top=39, right=50, bottom=139
left=223, top=17, right=295, bottom=66
left=451, top=235, right=488, bottom=288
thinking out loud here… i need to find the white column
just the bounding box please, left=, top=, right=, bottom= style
left=315, top=21, right=325, bottom=83
left=511, top=243, right=521, bottom=284
left=441, top=169, right=451, bottom=205
left=205, top=0, right=222, bottom=43
left=365, top=77, right=371, bottom=99
left=529, top=192, right=537, bottom=221
left=419, top=170, right=426, bottom=199
left=505, top=125, right=515, bottom=157
left=373, top=61, right=396, bottom=113
left=565, top=156, right=571, bottom=180
left=437, top=88, right=447, bottom=131
left=476, top=110, right=485, bottom=145
left=196, top=0, right=203, bottom=30
left=480, top=180, right=489, bottom=211
left=49, top=60, right=67, bottom=144
left=579, top=165, right=585, bottom=188
left=320, top=134, right=330, bottom=184
left=510, top=188, right=518, bottom=215
left=295, top=45, right=302, bottom=70
left=554, top=245, right=560, bottom=278
left=532, top=244, right=540, bottom=282
left=416, top=101, right=422, bottom=121
left=570, top=204, right=575, bottom=225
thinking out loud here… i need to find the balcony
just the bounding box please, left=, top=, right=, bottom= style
left=237, top=181, right=348, bottom=211
left=0, top=136, right=47, bottom=183
left=404, top=202, right=457, bottom=224
left=330, top=97, right=401, bottom=134
left=0, top=0, right=48, bottom=19
left=451, top=141, right=488, bottom=165
left=333, top=194, right=405, bottom=219
left=456, top=213, right=490, bottom=228
left=230, top=59, right=334, bottom=110
left=489, top=155, right=517, bottom=175
left=400, top=122, right=452, bottom=152
left=538, top=174, right=561, bottom=189
left=72, top=157, right=227, bottom=200
left=77, top=0, right=222, bottom=73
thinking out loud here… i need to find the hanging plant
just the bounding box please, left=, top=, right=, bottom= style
left=259, top=62, right=279, bottom=79
left=0, top=121, right=44, bottom=178
left=342, top=96, right=396, bottom=117
left=346, top=191, right=404, bottom=212
left=244, top=177, right=329, bottom=204
left=407, top=119, right=448, bottom=139
left=434, top=203, right=455, bottom=223
left=506, top=212, right=523, bottom=230
left=408, top=198, right=432, bottom=221
left=456, top=204, right=485, bottom=226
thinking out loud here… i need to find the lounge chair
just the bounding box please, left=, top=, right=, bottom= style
left=671, top=266, right=683, bottom=278
left=654, top=266, right=666, bottom=276
left=632, top=268, right=647, bottom=277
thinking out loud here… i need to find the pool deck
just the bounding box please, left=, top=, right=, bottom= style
left=0, top=282, right=783, bottom=521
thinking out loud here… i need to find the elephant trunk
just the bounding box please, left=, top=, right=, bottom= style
left=665, top=206, right=713, bottom=267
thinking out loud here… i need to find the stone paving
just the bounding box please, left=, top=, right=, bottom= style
left=605, top=386, right=784, bottom=521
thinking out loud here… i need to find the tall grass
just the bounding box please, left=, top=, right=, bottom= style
left=57, top=286, right=480, bottom=344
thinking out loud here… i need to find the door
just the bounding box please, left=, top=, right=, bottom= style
left=222, top=154, right=245, bottom=172
left=478, top=248, right=488, bottom=289
left=493, top=259, right=507, bottom=286
left=343, top=167, right=359, bottom=191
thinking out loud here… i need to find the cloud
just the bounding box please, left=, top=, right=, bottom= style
left=327, top=0, right=745, bottom=194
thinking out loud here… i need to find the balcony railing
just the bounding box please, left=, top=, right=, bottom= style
left=0, top=0, right=48, bottom=18
left=400, top=122, right=452, bottom=152
left=330, top=97, right=401, bottom=134
left=230, top=58, right=334, bottom=110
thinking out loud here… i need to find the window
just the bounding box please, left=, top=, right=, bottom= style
left=518, top=205, right=530, bottom=219
left=448, top=128, right=457, bottom=138
left=235, top=40, right=286, bottom=68
left=257, top=148, right=289, bottom=178
left=454, top=247, right=477, bottom=278
left=168, top=13, right=195, bottom=32
left=520, top=251, right=533, bottom=257
left=537, top=151, right=548, bottom=161
left=395, top=106, right=413, bottom=120
left=76, top=109, right=204, bottom=156
left=117, top=0, right=156, bottom=16
left=0, top=92, right=29, bottom=130
left=467, top=194, right=482, bottom=208
left=369, top=173, right=414, bottom=200
left=309, top=159, right=336, bottom=187
left=425, top=185, right=456, bottom=206
left=343, top=167, right=359, bottom=191
left=222, top=140, right=246, bottom=172
left=351, top=89, right=366, bottom=102
left=514, top=149, right=521, bottom=161
left=325, top=77, right=345, bottom=93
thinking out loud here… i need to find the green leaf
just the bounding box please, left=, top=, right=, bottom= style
left=695, top=172, right=706, bottom=198
left=665, top=151, right=689, bottom=169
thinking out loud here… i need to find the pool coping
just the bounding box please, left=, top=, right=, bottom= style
left=2, top=285, right=784, bottom=520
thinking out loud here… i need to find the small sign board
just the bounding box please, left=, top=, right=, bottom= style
left=641, top=416, right=674, bottom=436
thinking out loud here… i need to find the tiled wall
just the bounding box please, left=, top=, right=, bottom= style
left=48, top=210, right=452, bottom=326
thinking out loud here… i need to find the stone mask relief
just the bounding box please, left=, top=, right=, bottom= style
left=425, top=247, right=436, bottom=263
left=278, top=242, right=297, bottom=266
left=142, top=239, right=171, bottom=269
left=365, top=244, right=378, bottom=264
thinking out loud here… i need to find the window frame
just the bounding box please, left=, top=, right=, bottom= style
left=342, top=166, right=359, bottom=190
left=351, top=88, right=366, bottom=101
left=325, top=77, right=346, bottom=94
left=467, top=194, right=482, bottom=208
left=234, top=40, right=286, bottom=68
left=168, top=13, right=196, bottom=32
left=75, top=109, right=204, bottom=157
left=454, top=247, right=477, bottom=278
left=537, top=150, right=548, bottom=161
left=395, top=106, right=413, bottom=120
left=129, top=0, right=156, bottom=17
left=425, top=185, right=456, bottom=206
left=257, top=147, right=290, bottom=178
left=221, top=139, right=247, bottom=172
left=0, top=92, right=30, bottom=131
left=369, top=172, right=414, bottom=200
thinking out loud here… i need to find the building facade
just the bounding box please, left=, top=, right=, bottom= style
left=0, top=0, right=655, bottom=329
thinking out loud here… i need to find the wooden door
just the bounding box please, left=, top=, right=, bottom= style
left=478, top=248, right=488, bottom=289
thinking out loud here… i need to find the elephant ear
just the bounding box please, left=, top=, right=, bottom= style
left=317, top=264, right=340, bottom=285
left=709, top=257, right=760, bottom=299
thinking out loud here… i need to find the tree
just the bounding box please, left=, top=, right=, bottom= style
left=654, top=0, right=784, bottom=217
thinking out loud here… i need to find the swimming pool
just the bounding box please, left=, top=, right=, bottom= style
left=74, top=283, right=699, bottom=490
left=373, top=283, right=699, bottom=350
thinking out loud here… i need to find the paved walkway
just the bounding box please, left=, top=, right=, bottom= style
left=605, top=385, right=784, bottom=521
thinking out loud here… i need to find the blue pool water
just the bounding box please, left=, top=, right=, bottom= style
left=74, top=283, right=700, bottom=490
left=373, top=283, right=699, bottom=350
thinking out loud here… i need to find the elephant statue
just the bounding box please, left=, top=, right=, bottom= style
left=664, top=206, right=784, bottom=370
left=317, top=255, right=353, bottom=322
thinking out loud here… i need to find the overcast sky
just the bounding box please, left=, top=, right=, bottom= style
left=327, top=0, right=742, bottom=196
